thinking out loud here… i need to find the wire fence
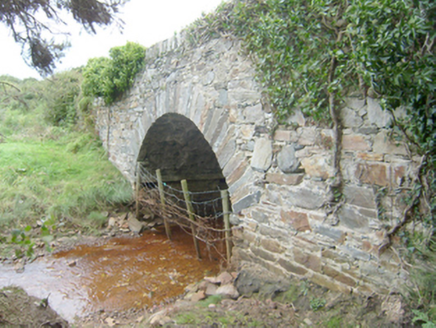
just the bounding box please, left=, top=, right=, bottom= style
left=135, top=163, right=233, bottom=262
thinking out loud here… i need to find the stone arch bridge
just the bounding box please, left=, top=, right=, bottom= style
left=95, top=32, right=416, bottom=295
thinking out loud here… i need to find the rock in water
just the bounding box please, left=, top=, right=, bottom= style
left=128, top=217, right=145, bottom=234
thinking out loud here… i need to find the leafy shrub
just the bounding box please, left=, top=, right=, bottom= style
left=82, top=42, right=146, bottom=104
left=408, top=243, right=436, bottom=325
left=87, top=211, right=108, bottom=229
left=310, top=297, right=326, bottom=311
left=43, top=69, right=82, bottom=126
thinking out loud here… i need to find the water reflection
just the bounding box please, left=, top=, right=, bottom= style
left=0, top=226, right=220, bottom=322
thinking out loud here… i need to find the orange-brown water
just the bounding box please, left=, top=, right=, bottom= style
left=0, top=226, right=221, bottom=321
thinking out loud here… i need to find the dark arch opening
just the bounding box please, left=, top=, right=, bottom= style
left=137, top=113, right=230, bottom=216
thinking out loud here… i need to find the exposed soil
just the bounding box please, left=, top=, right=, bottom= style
left=0, top=286, right=68, bottom=327
left=0, top=275, right=415, bottom=328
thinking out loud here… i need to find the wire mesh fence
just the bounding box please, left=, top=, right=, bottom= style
left=135, top=162, right=232, bottom=262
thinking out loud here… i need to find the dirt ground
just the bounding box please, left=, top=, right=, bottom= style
left=0, top=278, right=416, bottom=327
left=0, top=228, right=419, bottom=327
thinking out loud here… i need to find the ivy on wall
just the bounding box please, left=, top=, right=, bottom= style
left=188, top=0, right=435, bottom=243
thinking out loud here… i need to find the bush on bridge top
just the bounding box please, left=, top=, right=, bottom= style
left=82, top=42, right=146, bottom=105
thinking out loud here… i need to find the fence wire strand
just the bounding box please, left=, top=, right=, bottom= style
left=136, top=165, right=232, bottom=262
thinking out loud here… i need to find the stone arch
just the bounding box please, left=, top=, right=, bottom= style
left=96, top=33, right=420, bottom=295
left=136, top=112, right=228, bottom=201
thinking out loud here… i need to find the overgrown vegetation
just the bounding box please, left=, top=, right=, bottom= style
left=0, top=41, right=148, bottom=258
left=186, top=0, right=435, bottom=321
left=188, top=0, right=435, bottom=229
left=82, top=41, right=146, bottom=104
left=0, top=71, right=133, bottom=257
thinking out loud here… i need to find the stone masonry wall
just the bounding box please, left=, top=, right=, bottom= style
left=95, top=32, right=418, bottom=295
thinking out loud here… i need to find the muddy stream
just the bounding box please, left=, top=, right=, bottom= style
left=0, top=226, right=221, bottom=322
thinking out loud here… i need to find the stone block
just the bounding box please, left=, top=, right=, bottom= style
left=223, top=152, right=245, bottom=178
left=342, top=134, right=371, bottom=151
left=345, top=97, right=366, bottom=111
left=392, top=164, right=408, bottom=187
left=251, top=210, right=269, bottom=224
left=343, top=185, right=377, bottom=209
left=240, top=124, right=255, bottom=138
left=356, top=152, right=384, bottom=161
left=246, top=221, right=259, bottom=232
left=265, top=173, right=304, bottom=185
left=274, top=130, right=298, bottom=142
left=339, top=245, right=371, bottom=261
left=251, top=138, right=273, bottom=172
left=228, top=166, right=254, bottom=196
left=228, top=90, right=261, bottom=104
left=373, top=130, right=408, bottom=155
left=232, top=191, right=261, bottom=213
left=283, top=187, right=324, bottom=210
left=277, top=145, right=301, bottom=173
left=337, top=205, right=371, bottom=232
left=309, top=272, right=352, bottom=294
left=298, top=127, right=318, bottom=146
left=301, top=156, right=333, bottom=180
left=251, top=246, right=277, bottom=262
left=253, top=257, right=288, bottom=278
left=359, top=261, right=387, bottom=278
left=259, top=225, right=290, bottom=241
left=355, top=163, right=389, bottom=186
left=281, top=210, right=312, bottom=232
left=313, top=225, right=346, bottom=243
left=293, top=236, right=321, bottom=252
left=293, top=248, right=321, bottom=272
left=354, top=284, right=375, bottom=295
left=232, top=247, right=253, bottom=263
left=217, top=139, right=236, bottom=169
left=260, top=238, right=284, bottom=253
left=287, top=108, right=306, bottom=126
left=241, top=140, right=255, bottom=152
left=216, top=284, right=239, bottom=299
left=362, top=240, right=376, bottom=254
left=243, top=230, right=258, bottom=244
left=341, top=107, right=363, bottom=128
left=203, top=70, right=215, bottom=85
left=322, top=266, right=357, bottom=287
left=367, top=97, right=392, bottom=128
left=226, top=160, right=248, bottom=186
left=278, top=258, right=308, bottom=276
left=321, top=249, right=350, bottom=264
left=243, top=103, right=264, bottom=124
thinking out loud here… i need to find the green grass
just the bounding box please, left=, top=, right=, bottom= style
left=0, top=135, right=132, bottom=231
left=0, top=74, right=133, bottom=256
left=172, top=308, right=264, bottom=327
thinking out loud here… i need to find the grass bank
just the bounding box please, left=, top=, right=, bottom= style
left=0, top=135, right=132, bottom=231
left=0, top=74, right=133, bottom=243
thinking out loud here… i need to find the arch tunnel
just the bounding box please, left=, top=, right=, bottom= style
left=136, top=113, right=231, bottom=218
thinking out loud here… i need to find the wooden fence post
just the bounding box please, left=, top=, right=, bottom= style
left=181, top=179, right=201, bottom=259
left=135, top=162, right=141, bottom=220
left=156, top=169, right=172, bottom=240
left=221, top=189, right=232, bottom=262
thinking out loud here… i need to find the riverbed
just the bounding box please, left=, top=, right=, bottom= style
left=0, top=226, right=221, bottom=322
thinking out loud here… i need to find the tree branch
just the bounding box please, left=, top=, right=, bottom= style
left=378, top=154, right=428, bottom=255
left=0, top=81, right=21, bottom=92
